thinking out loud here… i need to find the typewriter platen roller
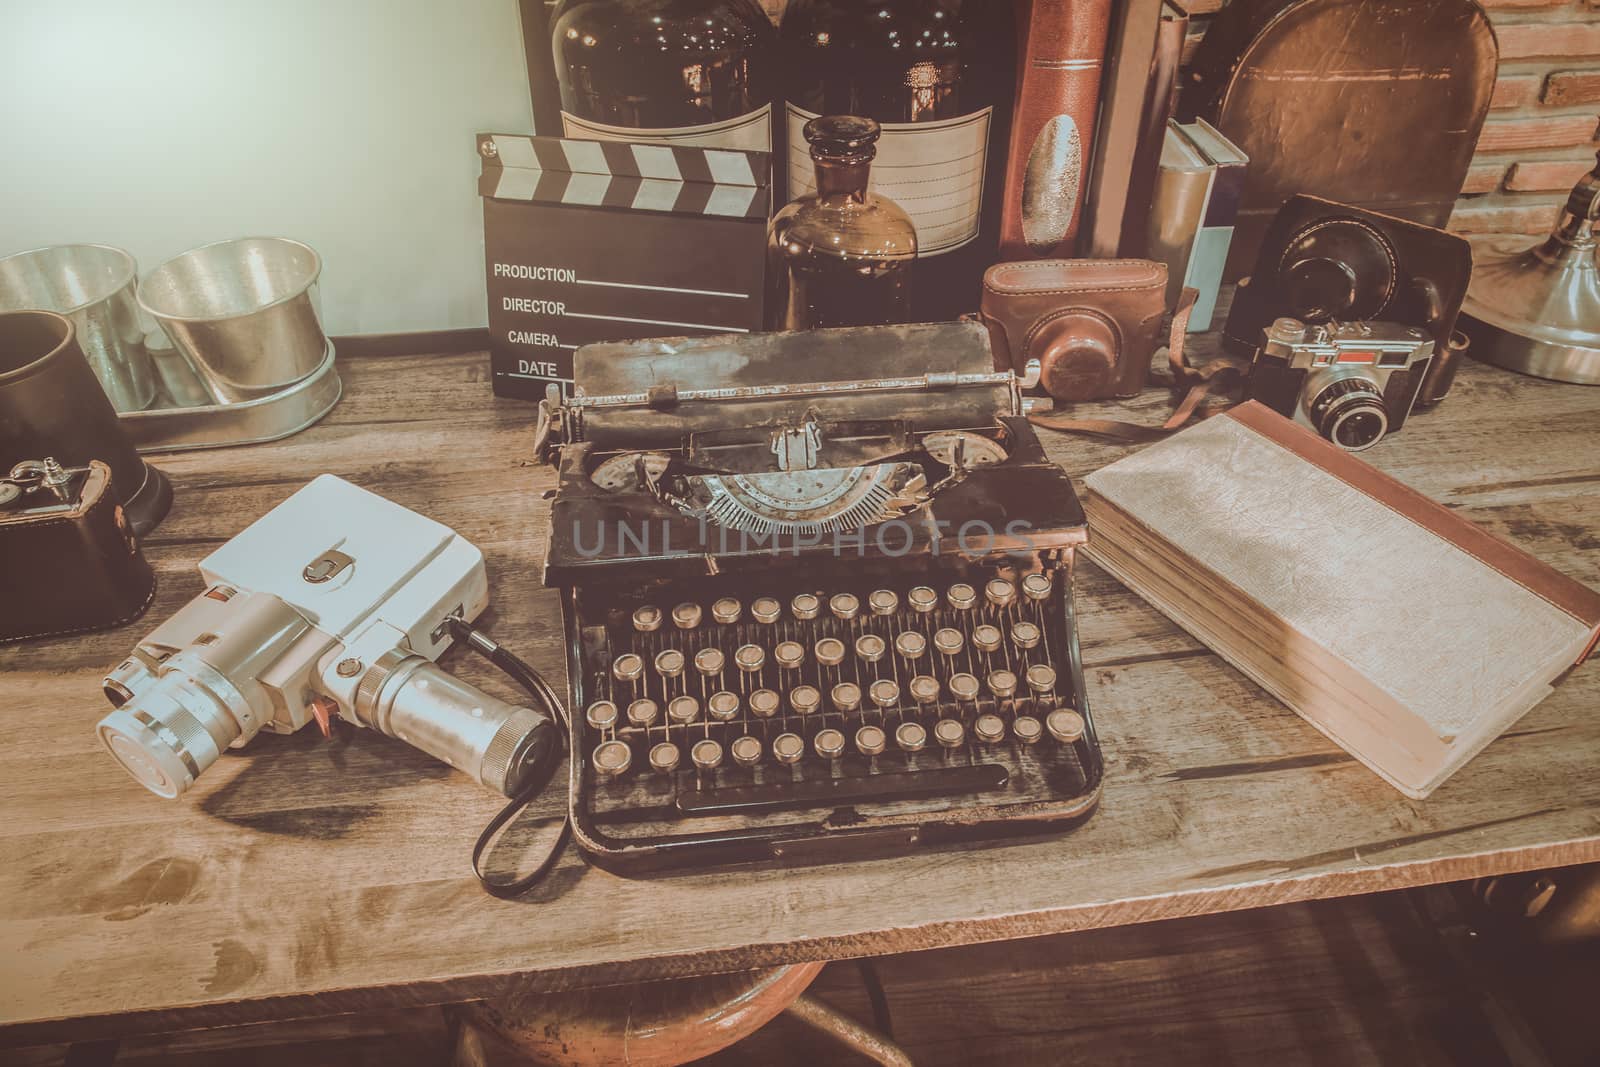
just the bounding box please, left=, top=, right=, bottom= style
left=538, top=322, right=1103, bottom=873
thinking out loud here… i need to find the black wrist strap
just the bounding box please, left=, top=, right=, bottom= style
left=446, top=616, right=574, bottom=898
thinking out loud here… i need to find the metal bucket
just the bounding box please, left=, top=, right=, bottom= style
left=0, top=244, right=159, bottom=412
left=138, top=237, right=327, bottom=402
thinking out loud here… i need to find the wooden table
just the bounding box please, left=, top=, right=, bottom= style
left=3, top=343, right=1596, bottom=1048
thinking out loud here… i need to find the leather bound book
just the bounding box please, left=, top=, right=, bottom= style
left=1083, top=403, right=1600, bottom=799
left=998, top=0, right=1115, bottom=260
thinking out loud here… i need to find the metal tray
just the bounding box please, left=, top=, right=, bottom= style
left=118, top=343, right=342, bottom=453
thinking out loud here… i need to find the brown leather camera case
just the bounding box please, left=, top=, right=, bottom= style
left=980, top=259, right=1168, bottom=402
left=1, top=461, right=155, bottom=644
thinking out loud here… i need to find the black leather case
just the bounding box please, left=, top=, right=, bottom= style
left=1, top=461, right=156, bottom=643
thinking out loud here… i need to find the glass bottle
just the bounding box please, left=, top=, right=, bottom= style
left=778, top=0, right=1015, bottom=321
left=550, top=0, right=778, bottom=155
left=766, top=115, right=917, bottom=331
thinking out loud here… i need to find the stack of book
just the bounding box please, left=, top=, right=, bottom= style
left=1083, top=404, right=1600, bottom=798
left=1147, top=119, right=1248, bottom=332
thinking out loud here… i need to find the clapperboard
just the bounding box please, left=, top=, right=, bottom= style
left=477, top=132, right=770, bottom=401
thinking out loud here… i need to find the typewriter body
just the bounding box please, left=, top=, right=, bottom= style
left=537, top=322, right=1103, bottom=873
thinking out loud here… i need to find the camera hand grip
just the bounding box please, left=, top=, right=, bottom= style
left=351, top=652, right=558, bottom=797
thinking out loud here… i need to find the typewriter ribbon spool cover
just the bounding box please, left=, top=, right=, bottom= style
left=540, top=322, right=1105, bottom=873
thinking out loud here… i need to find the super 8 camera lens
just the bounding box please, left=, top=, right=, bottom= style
left=1308, top=377, right=1389, bottom=452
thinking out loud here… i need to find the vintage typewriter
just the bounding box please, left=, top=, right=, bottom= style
left=535, top=322, right=1103, bottom=873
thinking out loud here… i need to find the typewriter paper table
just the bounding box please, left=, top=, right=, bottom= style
left=1, top=337, right=1597, bottom=1045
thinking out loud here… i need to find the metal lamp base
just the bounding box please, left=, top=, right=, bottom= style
left=1460, top=150, right=1600, bottom=386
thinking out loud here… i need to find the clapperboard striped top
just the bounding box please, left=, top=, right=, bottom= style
left=478, top=134, right=770, bottom=220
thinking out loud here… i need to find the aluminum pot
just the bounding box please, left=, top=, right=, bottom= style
left=0, top=244, right=158, bottom=412
left=0, top=309, right=171, bottom=535
left=138, top=237, right=326, bottom=402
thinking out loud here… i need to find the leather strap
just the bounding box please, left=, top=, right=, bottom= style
left=1027, top=288, right=1248, bottom=442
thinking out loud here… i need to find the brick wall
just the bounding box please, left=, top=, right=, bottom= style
left=1187, top=0, right=1600, bottom=238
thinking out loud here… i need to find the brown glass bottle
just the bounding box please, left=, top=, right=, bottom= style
left=779, top=0, right=1015, bottom=322
left=550, top=0, right=777, bottom=155
left=766, top=116, right=917, bottom=331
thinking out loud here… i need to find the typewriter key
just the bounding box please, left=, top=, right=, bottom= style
left=791, top=593, right=821, bottom=620
left=594, top=740, right=632, bottom=777
left=1011, top=621, right=1041, bottom=650
left=949, top=673, right=980, bottom=703
left=988, top=669, right=1018, bottom=700
left=691, top=738, right=724, bottom=772
left=1021, top=573, right=1053, bottom=601
left=775, top=641, right=805, bottom=670
left=632, top=605, right=663, bottom=633
left=711, top=597, right=742, bottom=625
left=855, top=633, right=887, bottom=663
left=694, top=648, right=726, bottom=676
left=946, top=583, right=978, bottom=611
left=627, top=698, right=660, bottom=727
left=856, top=724, right=887, bottom=756
left=750, top=689, right=780, bottom=719
left=707, top=691, right=740, bottom=722
left=972, top=625, right=1002, bottom=653
left=672, top=602, right=703, bottom=630
left=772, top=732, right=805, bottom=765
left=933, top=627, right=964, bottom=658
left=831, top=681, right=862, bottom=713
left=1046, top=709, right=1085, bottom=743
left=869, top=678, right=901, bottom=709
left=869, top=589, right=900, bottom=616
left=790, top=685, right=821, bottom=715
left=934, top=718, right=966, bottom=749
left=752, top=596, right=782, bottom=624
left=829, top=592, right=860, bottom=620
left=908, top=586, right=938, bottom=613
left=895, top=721, right=928, bottom=752
left=814, top=728, right=846, bottom=760
left=668, top=695, right=700, bottom=725
left=612, top=653, right=645, bottom=684
left=895, top=631, right=927, bottom=661
left=731, top=735, right=763, bottom=767
left=1012, top=715, right=1044, bottom=745
left=735, top=644, right=766, bottom=673
left=909, top=675, right=940, bottom=705
left=649, top=741, right=681, bottom=773
left=1026, top=663, right=1057, bottom=695
left=586, top=700, right=619, bottom=731
left=985, top=578, right=1017, bottom=610
left=815, top=637, right=846, bottom=667
left=974, top=713, right=1006, bottom=744
left=655, top=649, right=685, bottom=678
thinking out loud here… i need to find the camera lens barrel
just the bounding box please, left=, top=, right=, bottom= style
left=96, top=592, right=312, bottom=799
left=1308, top=376, right=1389, bottom=451
left=352, top=651, right=556, bottom=797
left=97, top=668, right=247, bottom=798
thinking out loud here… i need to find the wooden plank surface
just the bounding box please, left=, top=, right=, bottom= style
left=1, top=341, right=1597, bottom=1045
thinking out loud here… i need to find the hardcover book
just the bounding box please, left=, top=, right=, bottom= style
left=1083, top=403, right=1600, bottom=798
left=1146, top=118, right=1247, bottom=331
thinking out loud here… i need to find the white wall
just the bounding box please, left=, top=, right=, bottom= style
left=0, top=0, right=534, bottom=336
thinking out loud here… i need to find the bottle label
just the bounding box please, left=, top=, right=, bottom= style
left=560, top=105, right=773, bottom=154
left=785, top=103, right=993, bottom=257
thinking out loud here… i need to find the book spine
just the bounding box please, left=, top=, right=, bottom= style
left=1186, top=154, right=1247, bottom=330
left=1147, top=127, right=1212, bottom=312
left=998, top=0, right=1116, bottom=260
left=1115, top=4, right=1190, bottom=258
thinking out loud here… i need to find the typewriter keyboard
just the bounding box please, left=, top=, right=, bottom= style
left=572, top=570, right=1098, bottom=831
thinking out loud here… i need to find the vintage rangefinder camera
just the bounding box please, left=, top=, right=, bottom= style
left=979, top=259, right=1169, bottom=402
left=1246, top=318, right=1435, bottom=451
left=96, top=475, right=557, bottom=800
